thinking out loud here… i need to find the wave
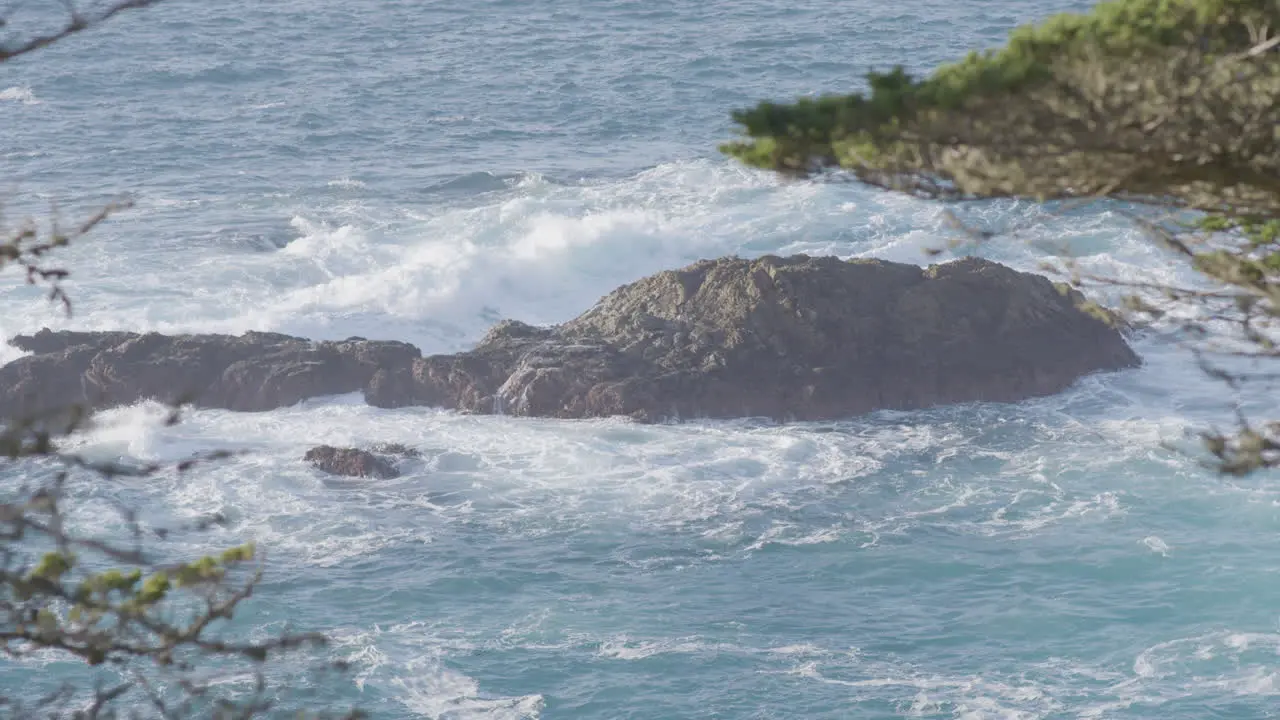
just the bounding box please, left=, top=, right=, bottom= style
left=420, top=171, right=546, bottom=198
left=0, top=157, right=1198, bottom=354
left=0, top=156, right=1212, bottom=371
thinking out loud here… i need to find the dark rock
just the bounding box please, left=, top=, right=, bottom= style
left=367, top=255, right=1140, bottom=421
left=1, top=255, right=1140, bottom=424
left=10, top=329, right=138, bottom=355
left=304, top=445, right=400, bottom=479
left=0, top=329, right=420, bottom=420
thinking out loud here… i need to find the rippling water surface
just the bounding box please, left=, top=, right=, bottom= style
left=5, top=1, right=1280, bottom=717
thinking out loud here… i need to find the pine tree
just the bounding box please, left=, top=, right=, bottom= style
left=724, top=0, right=1280, bottom=474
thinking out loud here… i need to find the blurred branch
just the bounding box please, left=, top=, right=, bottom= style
left=1, top=198, right=134, bottom=315
left=0, top=0, right=165, bottom=63
left=0, top=400, right=359, bottom=715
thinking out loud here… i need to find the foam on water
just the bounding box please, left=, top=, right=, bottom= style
left=0, top=86, right=40, bottom=104
left=334, top=623, right=545, bottom=719
left=0, top=155, right=1217, bottom=371
left=0, top=161, right=794, bottom=355
left=53, top=358, right=1258, bottom=567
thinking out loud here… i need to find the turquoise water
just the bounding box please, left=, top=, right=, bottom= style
left=5, top=1, right=1280, bottom=717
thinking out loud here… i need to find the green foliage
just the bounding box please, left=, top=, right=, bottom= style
left=32, top=550, right=75, bottom=581
left=10, top=542, right=262, bottom=661
left=1194, top=214, right=1280, bottom=244
left=724, top=0, right=1280, bottom=475
left=722, top=0, right=1279, bottom=208
left=0, top=464, right=351, bottom=713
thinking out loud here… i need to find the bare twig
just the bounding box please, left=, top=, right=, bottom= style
left=0, top=0, right=165, bottom=63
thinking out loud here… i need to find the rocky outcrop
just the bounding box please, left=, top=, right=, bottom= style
left=0, top=329, right=419, bottom=420
left=0, top=255, right=1140, bottom=423
left=366, top=255, right=1139, bottom=420
left=304, top=445, right=401, bottom=479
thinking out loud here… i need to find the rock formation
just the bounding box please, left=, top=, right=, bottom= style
left=0, top=255, right=1140, bottom=423
left=304, top=445, right=401, bottom=479
left=365, top=255, right=1140, bottom=420
left=0, top=329, right=418, bottom=420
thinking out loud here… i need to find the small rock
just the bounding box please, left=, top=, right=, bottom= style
left=0, top=330, right=421, bottom=421
left=304, top=445, right=400, bottom=479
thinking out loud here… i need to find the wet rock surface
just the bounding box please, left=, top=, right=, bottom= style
left=0, top=329, right=418, bottom=419
left=2, top=255, right=1139, bottom=423
left=303, top=445, right=401, bottom=479
left=366, top=255, right=1140, bottom=421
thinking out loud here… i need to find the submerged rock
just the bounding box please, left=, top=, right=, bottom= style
left=366, top=255, right=1140, bottom=421
left=1, top=255, right=1139, bottom=423
left=304, top=445, right=400, bottom=479
left=369, top=442, right=422, bottom=458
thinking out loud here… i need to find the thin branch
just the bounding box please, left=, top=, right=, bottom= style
left=0, top=0, right=165, bottom=63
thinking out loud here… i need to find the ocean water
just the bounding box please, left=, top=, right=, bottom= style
left=4, top=0, right=1280, bottom=717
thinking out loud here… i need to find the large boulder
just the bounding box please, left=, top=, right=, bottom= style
left=365, top=255, right=1139, bottom=420
left=0, top=255, right=1139, bottom=423
left=0, top=329, right=419, bottom=420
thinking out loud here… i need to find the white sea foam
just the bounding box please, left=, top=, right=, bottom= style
left=769, top=631, right=1280, bottom=720
left=596, top=636, right=712, bottom=660
left=327, top=177, right=367, bottom=189
left=1142, top=535, right=1171, bottom=556
left=333, top=623, right=543, bottom=719
left=37, top=384, right=1227, bottom=580
left=0, top=86, right=40, bottom=104
left=10, top=157, right=1190, bottom=358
